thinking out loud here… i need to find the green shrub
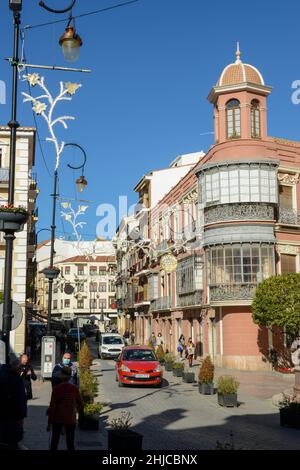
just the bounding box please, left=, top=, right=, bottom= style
left=80, top=368, right=98, bottom=403
left=164, top=353, right=175, bottom=364
left=83, top=402, right=103, bottom=416
left=199, top=356, right=214, bottom=384
left=172, top=362, right=184, bottom=370
left=156, top=344, right=165, bottom=362
left=217, top=376, right=239, bottom=394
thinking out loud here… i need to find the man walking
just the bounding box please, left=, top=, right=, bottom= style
left=48, top=367, right=83, bottom=450
left=51, top=353, right=79, bottom=388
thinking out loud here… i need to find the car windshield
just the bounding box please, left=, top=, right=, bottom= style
left=103, top=337, right=123, bottom=345
left=123, top=349, right=156, bottom=361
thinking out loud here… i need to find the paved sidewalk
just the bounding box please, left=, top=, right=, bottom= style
left=23, top=361, right=105, bottom=450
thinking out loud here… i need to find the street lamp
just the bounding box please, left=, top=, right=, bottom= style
left=59, top=22, right=83, bottom=63
left=44, top=144, right=88, bottom=335
left=65, top=143, right=88, bottom=193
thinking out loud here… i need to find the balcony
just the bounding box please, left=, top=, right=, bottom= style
left=278, top=208, right=300, bottom=226
left=150, top=296, right=172, bottom=312
left=209, top=284, right=256, bottom=302
left=177, top=290, right=203, bottom=308
left=134, top=290, right=150, bottom=306
left=0, top=168, right=9, bottom=185
left=205, top=203, right=275, bottom=225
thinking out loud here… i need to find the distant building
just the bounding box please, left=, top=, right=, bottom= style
left=0, top=126, right=38, bottom=355
left=35, top=239, right=116, bottom=322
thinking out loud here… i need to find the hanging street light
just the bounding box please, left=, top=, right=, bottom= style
left=59, top=23, right=82, bottom=62
left=76, top=174, right=88, bottom=193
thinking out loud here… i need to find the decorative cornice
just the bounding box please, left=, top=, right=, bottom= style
left=278, top=173, right=300, bottom=185
left=277, top=244, right=298, bottom=255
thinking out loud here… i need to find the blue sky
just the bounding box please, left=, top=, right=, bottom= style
left=0, top=0, right=300, bottom=241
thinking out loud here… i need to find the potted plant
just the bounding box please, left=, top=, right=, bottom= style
left=199, top=356, right=215, bottom=394
left=79, top=368, right=98, bottom=403
left=182, top=368, right=195, bottom=383
left=172, top=362, right=184, bottom=377
left=0, top=205, right=29, bottom=233
left=279, top=394, right=300, bottom=429
left=79, top=402, right=103, bottom=431
left=156, top=344, right=165, bottom=364
left=107, top=412, right=143, bottom=450
left=164, top=353, right=174, bottom=371
left=217, top=376, right=239, bottom=407
left=79, top=341, right=93, bottom=369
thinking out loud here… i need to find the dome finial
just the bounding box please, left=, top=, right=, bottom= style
left=235, top=41, right=241, bottom=63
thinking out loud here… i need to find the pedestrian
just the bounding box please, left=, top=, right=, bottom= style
left=151, top=332, right=157, bottom=349
left=123, top=329, right=130, bottom=346
left=0, top=359, right=27, bottom=450
left=17, top=354, right=37, bottom=401
left=177, top=334, right=185, bottom=359
left=186, top=338, right=195, bottom=368
left=130, top=331, right=135, bottom=345
left=47, top=366, right=83, bottom=450
left=157, top=332, right=163, bottom=346
left=51, top=352, right=79, bottom=388
left=291, top=336, right=300, bottom=367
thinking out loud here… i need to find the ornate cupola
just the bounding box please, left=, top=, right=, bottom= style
left=208, top=44, right=272, bottom=144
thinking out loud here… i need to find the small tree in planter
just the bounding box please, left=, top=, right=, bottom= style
left=156, top=344, right=165, bottom=364
left=279, top=394, right=300, bottom=429
left=217, top=376, right=239, bottom=407
left=108, top=412, right=143, bottom=450
left=164, top=353, right=175, bottom=371
left=79, top=402, right=103, bottom=431
left=172, top=362, right=184, bottom=377
left=182, top=367, right=195, bottom=383
left=79, top=368, right=98, bottom=404
left=79, top=341, right=93, bottom=369
left=198, top=356, right=215, bottom=394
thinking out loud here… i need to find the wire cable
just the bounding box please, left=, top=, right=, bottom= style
left=24, top=0, right=140, bottom=30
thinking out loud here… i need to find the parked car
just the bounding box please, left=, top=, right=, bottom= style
left=115, top=346, right=163, bottom=387
left=66, top=328, right=86, bottom=352
left=83, top=323, right=99, bottom=337
left=98, top=333, right=125, bottom=359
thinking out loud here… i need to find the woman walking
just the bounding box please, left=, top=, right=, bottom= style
left=177, top=334, right=185, bottom=359
left=17, top=354, right=37, bottom=401
left=186, top=338, right=195, bottom=368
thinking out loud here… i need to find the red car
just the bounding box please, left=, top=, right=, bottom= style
left=115, top=346, right=163, bottom=387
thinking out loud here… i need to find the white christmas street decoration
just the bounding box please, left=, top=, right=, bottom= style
left=22, top=73, right=81, bottom=170
left=61, top=201, right=88, bottom=245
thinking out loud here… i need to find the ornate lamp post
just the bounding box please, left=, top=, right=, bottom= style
left=2, top=0, right=79, bottom=363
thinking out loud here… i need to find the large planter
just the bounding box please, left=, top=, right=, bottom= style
left=165, top=362, right=173, bottom=372
left=107, top=429, right=143, bottom=450
left=217, top=392, right=238, bottom=407
left=0, top=211, right=29, bottom=233
left=280, top=408, right=300, bottom=429
left=78, top=412, right=99, bottom=430
left=173, top=368, right=184, bottom=377
left=199, top=382, right=214, bottom=395
left=183, top=371, right=195, bottom=383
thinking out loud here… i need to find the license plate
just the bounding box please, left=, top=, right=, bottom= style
left=135, top=374, right=149, bottom=378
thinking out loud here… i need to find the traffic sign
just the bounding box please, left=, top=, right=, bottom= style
left=0, top=301, right=23, bottom=330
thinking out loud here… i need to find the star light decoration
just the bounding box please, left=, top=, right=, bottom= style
left=22, top=73, right=81, bottom=170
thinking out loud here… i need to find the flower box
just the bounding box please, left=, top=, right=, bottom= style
left=107, top=429, right=143, bottom=450
left=280, top=408, right=300, bottom=429
left=217, top=392, right=238, bottom=407
left=164, top=362, right=173, bottom=372
left=182, top=371, right=195, bottom=383
left=78, top=412, right=99, bottom=430
left=0, top=211, right=28, bottom=233
left=199, top=382, right=215, bottom=395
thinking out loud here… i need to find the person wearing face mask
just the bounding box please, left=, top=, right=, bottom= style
left=51, top=353, right=79, bottom=388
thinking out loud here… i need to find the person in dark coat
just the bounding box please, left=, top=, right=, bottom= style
left=17, top=354, right=37, bottom=401
left=0, top=359, right=27, bottom=449
left=51, top=353, right=79, bottom=388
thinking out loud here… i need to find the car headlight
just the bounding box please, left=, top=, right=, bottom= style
left=101, top=346, right=108, bottom=350
left=154, top=365, right=161, bottom=373
left=121, top=364, right=131, bottom=372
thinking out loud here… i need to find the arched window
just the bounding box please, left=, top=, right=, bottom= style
left=226, top=99, right=241, bottom=139
left=251, top=99, right=261, bottom=138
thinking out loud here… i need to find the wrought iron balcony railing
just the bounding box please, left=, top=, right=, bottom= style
left=278, top=208, right=300, bottom=226
left=150, top=296, right=172, bottom=311
left=177, top=290, right=203, bottom=308
left=210, top=283, right=256, bottom=302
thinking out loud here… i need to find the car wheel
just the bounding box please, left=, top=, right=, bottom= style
left=100, top=354, right=104, bottom=360
left=97, top=350, right=100, bottom=359
left=156, top=380, right=163, bottom=388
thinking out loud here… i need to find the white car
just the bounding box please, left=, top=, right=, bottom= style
left=98, top=333, right=125, bottom=359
